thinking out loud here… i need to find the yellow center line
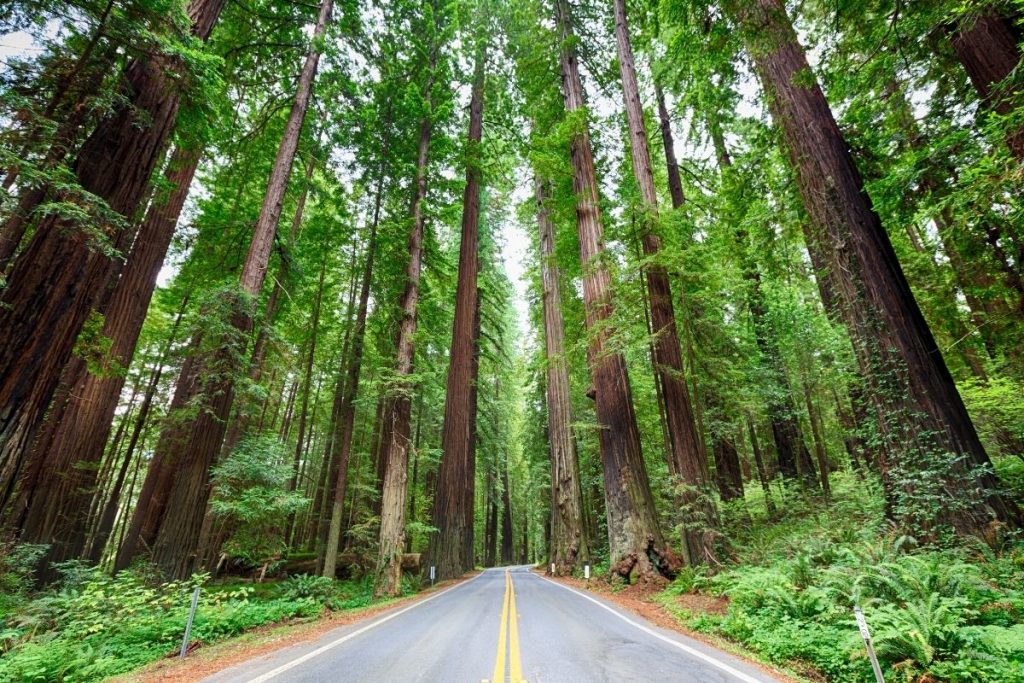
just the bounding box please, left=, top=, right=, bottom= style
left=508, top=571, right=523, bottom=682
left=489, top=570, right=526, bottom=683
left=491, top=571, right=510, bottom=683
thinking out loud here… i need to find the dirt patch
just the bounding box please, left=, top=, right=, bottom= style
left=675, top=592, right=729, bottom=616
left=533, top=569, right=802, bottom=683
left=111, top=574, right=478, bottom=683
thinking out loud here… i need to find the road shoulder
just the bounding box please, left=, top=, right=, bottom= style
left=110, top=574, right=479, bottom=683
left=532, top=569, right=804, bottom=683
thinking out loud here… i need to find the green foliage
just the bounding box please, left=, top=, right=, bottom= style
left=659, top=476, right=1024, bottom=682
left=210, top=434, right=308, bottom=569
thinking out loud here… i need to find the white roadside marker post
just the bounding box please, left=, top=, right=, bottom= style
left=550, top=563, right=555, bottom=575
left=179, top=586, right=201, bottom=658
left=584, top=564, right=590, bottom=580
left=854, top=605, right=885, bottom=683
left=429, top=565, right=436, bottom=586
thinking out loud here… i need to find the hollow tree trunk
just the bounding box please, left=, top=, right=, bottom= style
left=429, top=40, right=486, bottom=582
left=613, top=0, right=716, bottom=566
left=0, top=0, right=226, bottom=509
left=535, top=178, right=588, bottom=574
left=556, top=0, right=671, bottom=583
left=727, top=0, right=1020, bottom=537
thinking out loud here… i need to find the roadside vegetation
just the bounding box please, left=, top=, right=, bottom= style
left=0, top=557, right=417, bottom=683
left=653, top=471, right=1024, bottom=683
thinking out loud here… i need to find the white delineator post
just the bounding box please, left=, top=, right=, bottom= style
left=179, top=586, right=201, bottom=658
left=854, top=605, right=885, bottom=683
left=429, top=566, right=436, bottom=586
left=584, top=564, right=590, bottom=580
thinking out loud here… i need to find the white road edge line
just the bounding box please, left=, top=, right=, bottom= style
left=245, top=572, right=484, bottom=683
left=537, top=573, right=766, bottom=683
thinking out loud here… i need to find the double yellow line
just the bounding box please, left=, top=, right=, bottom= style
left=490, top=570, right=524, bottom=683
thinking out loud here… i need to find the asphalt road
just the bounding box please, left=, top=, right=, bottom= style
left=206, top=566, right=782, bottom=683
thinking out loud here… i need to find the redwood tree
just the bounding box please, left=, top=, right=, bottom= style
left=429, top=38, right=487, bottom=581
left=726, top=0, right=1020, bottom=537
left=535, top=177, right=588, bottom=574
left=555, top=0, right=671, bottom=582
left=0, top=0, right=227, bottom=512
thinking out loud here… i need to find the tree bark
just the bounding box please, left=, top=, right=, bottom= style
left=145, top=0, right=333, bottom=579
left=535, top=178, right=588, bottom=574
left=0, top=0, right=226, bottom=508
left=948, top=10, right=1024, bottom=160
left=614, top=0, right=716, bottom=566
left=322, top=175, right=382, bottom=579
left=727, top=0, right=1020, bottom=537
left=374, top=38, right=438, bottom=597
left=556, top=0, right=671, bottom=582
left=429, top=40, right=487, bottom=582
left=14, top=145, right=202, bottom=570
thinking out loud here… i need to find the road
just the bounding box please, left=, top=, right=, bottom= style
left=206, top=566, right=781, bottom=683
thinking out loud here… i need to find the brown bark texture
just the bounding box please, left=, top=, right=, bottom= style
left=0, top=0, right=226, bottom=511
left=138, top=0, right=332, bottom=579
left=14, top=146, right=201, bottom=571
left=556, top=0, right=671, bottom=582
left=535, top=178, right=588, bottom=574
left=375, top=44, right=437, bottom=596
left=730, top=0, right=1019, bottom=537
left=614, top=0, right=717, bottom=566
left=430, top=41, right=486, bottom=582
left=948, top=10, right=1024, bottom=160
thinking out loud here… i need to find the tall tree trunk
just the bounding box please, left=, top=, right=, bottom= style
left=144, top=0, right=333, bottom=579
left=747, top=420, right=777, bottom=515
left=654, top=84, right=685, bottom=209
left=484, top=465, right=497, bottom=567
left=947, top=10, right=1024, bottom=160
left=285, top=258, right=326, bottom=546
left=223, top=152, right=318, bottom=455
left=727, top=0, right=1020, bottom=537
left=614, top=0, right=717, bottom=566
left=322, top=164, right=385, bottom=579
left=556, top=0, right=671, bottom=582
left=500, top=453, right=513, bottom=566
left=374, top=119, right=432, bottom=596
left=706, top=109, right=817, bottom=487
left=0, top=0, right=226, bottom=508
left=535, top=178, right=589, bottom=574
left=429, top=40, right=487, bottom=581
left=374, top=29, right=440, bottom=596
left=14, top=146, right=202, bottom=571
left=802, top=381, right=831, bottom=497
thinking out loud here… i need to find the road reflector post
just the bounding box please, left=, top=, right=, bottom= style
left=584, top=564, right=590, bottom=580
left=179, top=586, right=201, bottom=658
left=854, top=605, right=884, bottom=683
left=550, top=563, right=555, bottom=575
left=429, top=566, right=436, bottom=586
